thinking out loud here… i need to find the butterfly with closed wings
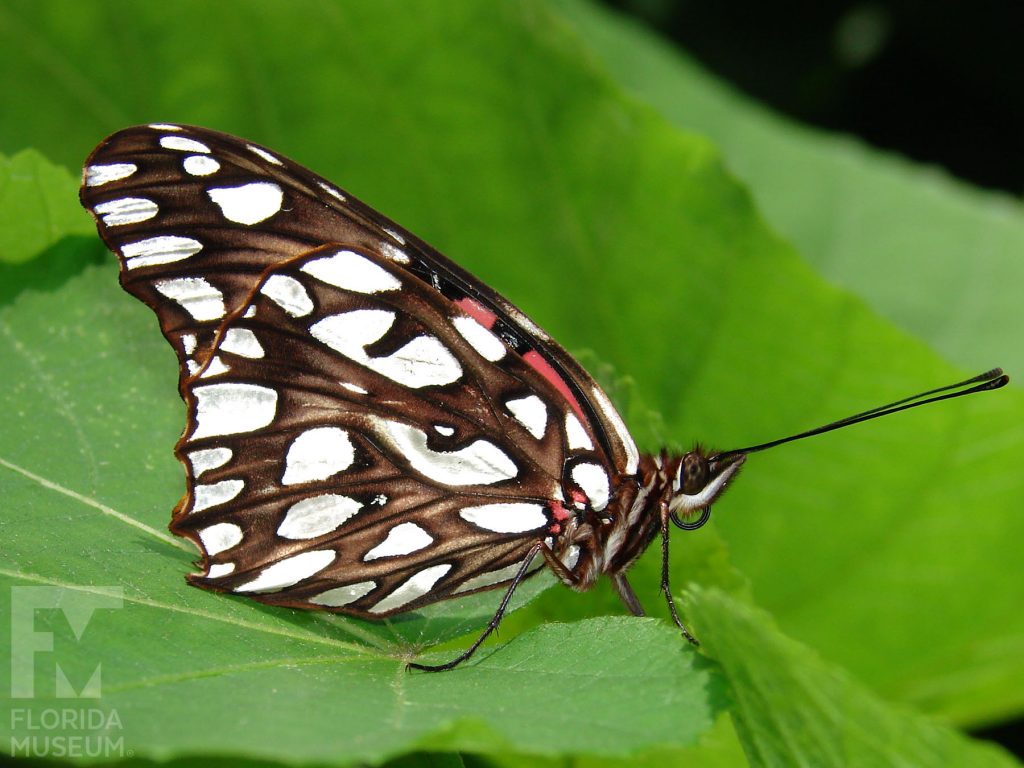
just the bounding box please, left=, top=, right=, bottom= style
left=80, top=124, right=1008, bottom=671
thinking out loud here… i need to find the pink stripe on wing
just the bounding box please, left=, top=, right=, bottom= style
left=455, top=297, right=497, bottom=329
left=523, top=350, right=584, bottom=420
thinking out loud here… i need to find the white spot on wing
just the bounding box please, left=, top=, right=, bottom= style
left=85, top=163, right=137, bottom=187
left=199, top=355, right=230, bottom=378
left=505, top=395, right=547, bottom=439
left=184, top=155, right=220, bottom=176
left=192, top=479, right=244, bottom=513
left=310, top=308, right=392, bottom=350
left=261, top=274, right=313, bottom=317
left=317, top=181, right=346, bottom=202
left=234, top=550, right=336, bottom=594
left=281, top=427, right=355, bottom=485
left=311, top=310, right=462, bottom=388
left=379, top=242, right=410, bottom=264
left=571, top=462, right=610, bottom=511
left=310, top=581, right=376, bottom=607
left=434, top=424, right=454, bottom=436
left=154, top=277, right=225, bottom=321
left=208, top=182, right=284, bottom=225
left=382, top=227, right=406, bottom=245
left=248, top=145, right=283, bottom=165
left=198, top=522, right=242, bottom=555
left=301, top=250, right=401, bottom=294
left=591, top=386, right=639, bottom=475
left=277, top=494, right=362, bottom=540
left=370, top=418, right=517, bottom=485
left=94, top=197, right=158, bottom=226
left=369, top=563, right=451, bottom=613
left=149, top=123, right=181, bottom=131
left=220, top=328, right=264, bottom=359
left=206, top=563, right=235, bottom=578
left=381, top=336, right=462, bottom=387
left=191, top=383, right=278, bottom=439
left=364, top=522, right=433, bottom=561
left=341, top=382, right=368, bottom=394
left=565, top=413, right=593, bottom=451
left=187, top=447, right=232, bottom=478
left=160, top=135, right=210, bottom=153
left=122, top=235, right=202, bottom=269
left=452, top=315, right=505, bottom=362
left=181, top=334, right=197, bottom=355
left=459, top=502, right=547, bottom=533
left=501, top=301, right=549, bottom=341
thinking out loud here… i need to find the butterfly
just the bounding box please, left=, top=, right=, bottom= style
left=80, top=124, right=1008, bottom=670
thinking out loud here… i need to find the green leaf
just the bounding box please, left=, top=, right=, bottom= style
left=0, top=150, right=93, bottom=264
left=552, top=0, right=1024, bottom=726
left=0, top=575, right=719, bottom=764
left=0, top=257, right=725, bottom=764
left=686, top=587, right=1017, bottom=768
left=463, top=713, right=749, bottom=768
left=0, top=0, right=1021, bottom=764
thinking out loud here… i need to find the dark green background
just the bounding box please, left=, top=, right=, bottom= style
left=0, top=2, right=1021, bottom=766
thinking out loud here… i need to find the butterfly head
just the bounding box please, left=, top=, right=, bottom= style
left=667, top=447, right=745, bottom=526
left=663, top=368, right=1010, bottom=533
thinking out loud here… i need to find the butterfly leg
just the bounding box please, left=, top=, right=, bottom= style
left=612, top=573, right=646, bottom=616
left=659, top=501, right=699, bottom=645
left=408, top=540, right=550, bottom=672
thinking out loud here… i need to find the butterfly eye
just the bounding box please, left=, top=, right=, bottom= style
left=677, top=452, right=709, bottom=495
left=670, top=451, right=744, bottom=520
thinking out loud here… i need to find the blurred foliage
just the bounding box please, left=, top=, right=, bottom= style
left=0, top=1, right=1021, bottom=766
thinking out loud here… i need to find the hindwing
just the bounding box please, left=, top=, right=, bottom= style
left=174, top=245, right=612, bottom=613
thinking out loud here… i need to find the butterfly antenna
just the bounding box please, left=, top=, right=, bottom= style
left=712, top=368, right=1009, bottom=462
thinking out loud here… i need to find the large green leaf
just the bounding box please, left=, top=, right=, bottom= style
left=686, top=587, right=1018, bottom=768
left=550, top=0, right=1024, bottom=725
left=0, top=150, right=93, bottom=265
left=0, top=1, right=1020, bottom=765
left=0, top=235, right=723, bottom=763
left=475, top=587, right=1024, bottom=768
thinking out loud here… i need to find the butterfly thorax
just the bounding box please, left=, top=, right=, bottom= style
left=555, top=452, right=674, bottom=591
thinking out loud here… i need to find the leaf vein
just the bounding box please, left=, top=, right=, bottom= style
left=0, top=567, right=392, bottom=655
left=0, top=454, right=190, bottom=551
